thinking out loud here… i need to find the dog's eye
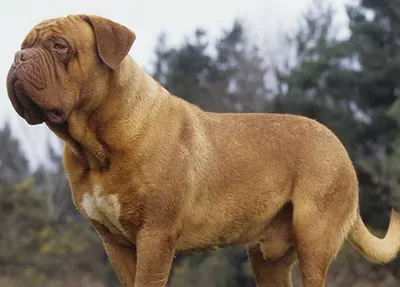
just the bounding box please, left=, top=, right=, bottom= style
left=53, top=39, right=69, bottom=52
left=54, top=43, right=67, bottom=51
left=54, top=43, right=66, bottom=49
left=52, top=39, right=71, bottom=64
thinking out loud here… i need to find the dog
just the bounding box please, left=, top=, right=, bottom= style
left=6, top=14, right=400, bottom=287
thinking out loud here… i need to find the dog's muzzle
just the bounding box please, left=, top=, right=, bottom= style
left=6, top=49, right=61, bottom=125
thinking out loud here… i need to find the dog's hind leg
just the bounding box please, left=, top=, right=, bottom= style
left=247, top=244, right=297, bottom=287
left=292, top=173, right=358, bottom=287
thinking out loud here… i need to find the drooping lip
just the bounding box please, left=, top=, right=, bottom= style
left=6, top=66, right=24, bottom=118
left=6, top=66, right=45, bottom=125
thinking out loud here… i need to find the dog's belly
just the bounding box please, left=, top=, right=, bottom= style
left=175, top=227, right=261, bottom=252
left=175, top=200, right=294, bottom=253
left=175, top=211, right=271, bottom=252
left=175, top=218, right=291, bottom=253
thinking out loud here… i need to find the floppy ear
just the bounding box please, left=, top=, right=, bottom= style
left=82, top=15, right=136, bottom=70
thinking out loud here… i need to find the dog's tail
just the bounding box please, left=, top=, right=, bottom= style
left=347, top=209, right=400, bottom=264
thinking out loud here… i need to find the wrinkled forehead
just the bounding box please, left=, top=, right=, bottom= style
left=22, top=15, right=93, bottom=49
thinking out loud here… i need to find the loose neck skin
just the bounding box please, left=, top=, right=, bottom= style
left=48, top=56, right=170, bottom=170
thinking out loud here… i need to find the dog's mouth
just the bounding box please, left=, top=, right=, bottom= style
left=6, top=67, right=65, bottom=125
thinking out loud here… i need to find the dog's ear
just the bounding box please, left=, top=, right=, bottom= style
left=81, top=15, right=136, bottom=70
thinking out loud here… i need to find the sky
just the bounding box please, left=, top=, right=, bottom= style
left=0, top=0, right=353, bottom=168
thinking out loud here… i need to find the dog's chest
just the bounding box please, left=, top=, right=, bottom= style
left=81, top=184, right=128, bottom=238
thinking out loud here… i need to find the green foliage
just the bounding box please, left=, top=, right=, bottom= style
left=0, top=181, right=118, bottom=287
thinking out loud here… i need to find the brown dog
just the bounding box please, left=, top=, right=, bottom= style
left=6, top=15, right=400, bottom=287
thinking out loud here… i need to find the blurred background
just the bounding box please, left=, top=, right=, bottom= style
left=1, top=0, right=400, bottom=286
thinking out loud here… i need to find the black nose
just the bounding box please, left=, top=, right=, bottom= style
left=14, top=50, right=35, bottom=64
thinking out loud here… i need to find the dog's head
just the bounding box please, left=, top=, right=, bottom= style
left=6, top=15, right=135, bottom=125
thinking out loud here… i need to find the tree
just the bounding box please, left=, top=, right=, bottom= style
left=152, top=20, right=269, bottom=113
left=0, top=123, right=30, bottom=185
left=0, top=181, right=116, bottom=287
left=211, top=21, right=269, bottom=112
left=154, top=28, right=213, bottom=107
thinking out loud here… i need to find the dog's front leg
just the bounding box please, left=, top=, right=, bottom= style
left=134, top=228, right=175, bottom=287
left=92, top=222, right=137, bottom=287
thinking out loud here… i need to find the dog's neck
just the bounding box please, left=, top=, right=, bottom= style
left=48, top=56, right=169, bottom=170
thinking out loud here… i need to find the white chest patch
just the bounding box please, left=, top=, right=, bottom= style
left=82, top=184, right=128, bottom=238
